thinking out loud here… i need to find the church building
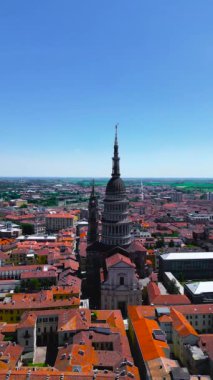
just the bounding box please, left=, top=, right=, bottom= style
left=86, top=127, right=145, bottom=315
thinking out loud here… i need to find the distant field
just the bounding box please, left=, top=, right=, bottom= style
left=0, top=177, right=213, bottom=192
left=73, top=179, right=213, bottom=192
left=172, top=181, right=213, bottom=192
left=142, top=180, right=213, bottom=192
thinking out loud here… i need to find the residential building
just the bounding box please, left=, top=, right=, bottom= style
left=128, top=305, right=182, bottom=380
left=46, top=213, right=74, bottom=233
left=0, top=288, right=80, bottom=323
left=15, top=308, right=140, bottom=378
left=147, top=281, right=191, bottom=306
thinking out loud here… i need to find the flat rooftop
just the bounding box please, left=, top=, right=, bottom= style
left=17, top=235, right=56, bottom=241
left=161, top=252, right=213, bottom=260
left=185, top=281, right=213, bottom=295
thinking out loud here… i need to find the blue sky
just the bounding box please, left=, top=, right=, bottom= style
left=0, top=1, right=213, bottom=177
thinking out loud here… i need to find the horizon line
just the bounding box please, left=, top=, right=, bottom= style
left=0, top=176, right=213, bottom=180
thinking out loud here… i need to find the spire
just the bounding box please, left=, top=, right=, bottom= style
left=112, top=124, right=120, bottom=178
left=115, top=124, right=118, bottom=145
left=89, top=179, right=96, bottom=205
left=91, top=179, right=95, bottom=197
left=87, top=179, right=99, bottom=245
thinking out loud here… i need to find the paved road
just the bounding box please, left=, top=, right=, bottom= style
left=34, top=347, right=47, bottom=364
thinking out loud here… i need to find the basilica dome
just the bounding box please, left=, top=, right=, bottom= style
left=106, top=176, right=126, bottom=195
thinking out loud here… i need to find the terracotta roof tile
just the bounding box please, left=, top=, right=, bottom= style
left=106, top=254, right=135, bottom=269
left=170, top=308, right=198, bottom=337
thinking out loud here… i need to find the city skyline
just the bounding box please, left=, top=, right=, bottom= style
left=1, top=1, right=213, bottom=177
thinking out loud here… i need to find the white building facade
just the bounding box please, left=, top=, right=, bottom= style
left=101, top=254, right=142, bottom=316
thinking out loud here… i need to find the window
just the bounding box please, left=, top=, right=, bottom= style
left=26, top=340, right=28, bottom=346
left=120, top=277, right=124, bottom=286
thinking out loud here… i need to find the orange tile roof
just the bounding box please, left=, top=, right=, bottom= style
left=172, top=304, right=213, bottom=315
left=0, top=341, right=23, bottom=370
left=0, top=324, right=18, bottom=334
left=158, top=315, right=172, bottom=323
left=147, top=357, right=179, bottom=379
left=0, top=368, right=137, bottom=379
left=46, top=213, right=74, bottom=218
left=170, top=308, right=198, bottom=337
left=0, top=289, right=80, bottom=312
left=147, top=282, right=191, bottom=306
left=128, top=305, right=156, bottom=320
left=147, top=282, right=161, bottom=302
left=132, top=317, right=169, bottom=362
left=18, top=312, right=37, bottom=329
left=58, top=309, right=91, bottom=332
left=55, top=344, right=96, bottom=372
left=106, top=254, right=135, bottom=269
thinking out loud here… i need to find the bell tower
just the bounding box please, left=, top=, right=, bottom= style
left=87, top=180, right=99, bottom=245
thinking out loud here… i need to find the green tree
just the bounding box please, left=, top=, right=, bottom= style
left=27, top=278, right=40, bottom=291
left=178, top=272, right=185, bottom=284
left=169, top=239, right=175, bottom=247
left=14, top=286, right=21, bottom=293
left=19, top=204, right=28, bottom=209
left=21, top=223, right=34, bottom=235
left=167, top=279, right=179, bottom=294
left=155, top=237, right=165, bottom=249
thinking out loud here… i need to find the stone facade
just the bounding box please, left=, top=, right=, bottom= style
left=101, top=254, right=142, bottom=316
